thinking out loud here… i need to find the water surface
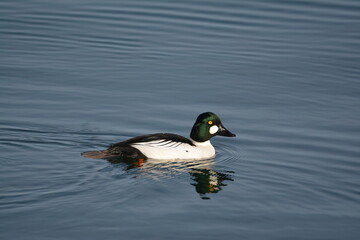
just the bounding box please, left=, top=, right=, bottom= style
left=1, top=0, right=360, bottom=239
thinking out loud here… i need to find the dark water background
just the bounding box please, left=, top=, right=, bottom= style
left=1, top=0, right=360, bottom=239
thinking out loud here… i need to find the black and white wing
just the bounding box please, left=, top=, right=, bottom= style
left=109, top=133, right=194, bottom=149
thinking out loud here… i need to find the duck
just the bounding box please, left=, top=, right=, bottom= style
left=81, top=112, right=236, bottom=160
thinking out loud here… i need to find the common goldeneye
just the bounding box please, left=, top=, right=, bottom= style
left=82, top=112, right=235, bottom=160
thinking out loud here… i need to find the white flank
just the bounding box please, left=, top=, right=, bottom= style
left=131, top=139, right=215, bottom=160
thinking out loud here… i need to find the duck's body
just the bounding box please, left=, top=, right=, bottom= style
left=123, top=134, right=215, bottom=160
left=82, top=112, right=235, bottom=160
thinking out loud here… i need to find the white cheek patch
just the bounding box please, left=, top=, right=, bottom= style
left=209, top=125, right=219, bottom=135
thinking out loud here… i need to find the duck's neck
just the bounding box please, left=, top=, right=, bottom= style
left=190, top=139, right=212, bottom=147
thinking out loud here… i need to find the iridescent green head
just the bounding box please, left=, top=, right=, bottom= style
left=190, top=112, right=236, bottom=142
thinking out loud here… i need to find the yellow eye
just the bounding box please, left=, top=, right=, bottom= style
left=208, top=120, right=213, bottom=125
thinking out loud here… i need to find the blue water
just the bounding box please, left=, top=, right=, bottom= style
left=1, top=0, right=360, bottom=239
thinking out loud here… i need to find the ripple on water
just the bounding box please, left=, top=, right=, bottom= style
left=237, top=124, right=360, bottom=211
left=0, top=123, right=137, bottom=210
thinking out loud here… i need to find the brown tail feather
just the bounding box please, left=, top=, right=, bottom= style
left=81, top=150, right=115, bottom=159
left=82, top=146, right=147, bottom=160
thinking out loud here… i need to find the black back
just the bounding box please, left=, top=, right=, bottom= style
left=109, top=133, right=194, bottom=149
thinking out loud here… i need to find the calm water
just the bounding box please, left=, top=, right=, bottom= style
left=1, top=0, right=360, bottom=239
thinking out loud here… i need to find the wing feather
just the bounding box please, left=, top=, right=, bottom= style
left=109, top=133, right=194, bottom=149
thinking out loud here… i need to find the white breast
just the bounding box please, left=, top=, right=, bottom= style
left=131, top=139, right=215, bottom=160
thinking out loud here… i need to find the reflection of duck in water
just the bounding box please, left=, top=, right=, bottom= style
left=190, top=168, right=234, bottom=200
left=106, top=157, right=234, bottom=199
left=82, top=112, right=235, bottom=160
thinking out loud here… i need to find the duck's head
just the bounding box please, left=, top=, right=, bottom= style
left=190, top=112, right=236, bottom=142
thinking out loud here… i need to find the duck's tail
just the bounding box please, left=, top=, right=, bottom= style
left=81, top=146, right=147, bottom=160
left=81, top=150, right=114, bottom=159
